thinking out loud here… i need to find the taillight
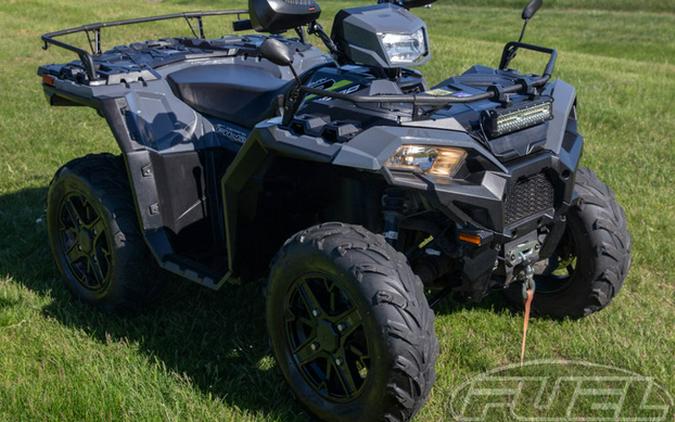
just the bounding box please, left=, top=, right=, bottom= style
left=42, top=74, right=55, bottom=87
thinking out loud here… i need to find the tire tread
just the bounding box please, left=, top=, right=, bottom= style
left=49, top=153, right=160, bottom=313
left=269, top=223, right=438, bottom=422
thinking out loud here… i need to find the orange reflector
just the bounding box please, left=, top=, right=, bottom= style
left=459, top=232, right=482, bottom=246
left=42, top=74, right=55, bottom=86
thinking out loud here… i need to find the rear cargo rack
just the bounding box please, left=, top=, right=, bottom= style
left=41, top=9, right=248, bottom=82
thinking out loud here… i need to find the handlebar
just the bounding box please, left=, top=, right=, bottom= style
left=299, top=75, right=550, bottom=106
left=296, top=40, right=557, bottom=108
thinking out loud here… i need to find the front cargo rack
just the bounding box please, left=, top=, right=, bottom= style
left=41, top=9, right=248, bottom=82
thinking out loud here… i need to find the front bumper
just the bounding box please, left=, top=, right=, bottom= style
left=437, top=151, right=576, bottom=239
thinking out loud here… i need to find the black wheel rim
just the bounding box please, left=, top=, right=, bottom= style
left=56, top=193, right=112, bottom=293
left=284, top=273, right=370, bottom=402
left=534, top=229, right=578, bottom=294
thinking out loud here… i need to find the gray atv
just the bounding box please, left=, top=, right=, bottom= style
left=38, top=0, right=631, bottom=420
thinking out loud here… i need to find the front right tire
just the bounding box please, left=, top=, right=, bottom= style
left=504, top=167, right=631, bottom=318
left=267, top=223, right=438, bottom=422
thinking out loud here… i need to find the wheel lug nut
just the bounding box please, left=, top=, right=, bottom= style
left=335, top=358, right=342, bottom=366
left=311, top=309, right=319, bottom=317
left=310, top=343, right=318, bottom=351
left=337, top=324, right=344, bottom=332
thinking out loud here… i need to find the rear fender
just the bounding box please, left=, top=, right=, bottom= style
left=94, top=87, right=235, bottom=288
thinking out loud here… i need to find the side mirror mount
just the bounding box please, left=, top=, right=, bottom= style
left=260, top=38, right=304, bottom=125
left=260, top=38, right=294, bottom=67
left=517, top=0, right=543, bottom=42
left=522, top=0, right=543, bottom=20
left=260, top=37, right=301, bottom=86
left=504, top=0, right=544, bottom=69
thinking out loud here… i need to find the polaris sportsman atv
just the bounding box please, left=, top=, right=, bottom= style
left=38, top=0, right=631, bottom=420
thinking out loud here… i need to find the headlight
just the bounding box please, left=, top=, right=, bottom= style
left=385, top=145, right=467, bottom=178
left=378, top=29, right=427, bottom=65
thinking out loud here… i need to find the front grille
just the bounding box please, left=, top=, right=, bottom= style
left=504, top=173, right=554, bottom=226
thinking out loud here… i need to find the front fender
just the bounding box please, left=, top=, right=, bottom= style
left=543, top=79, right=583, bottom=171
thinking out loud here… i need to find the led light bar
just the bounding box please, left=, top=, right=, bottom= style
left=481, top=99, right=553, bottom=138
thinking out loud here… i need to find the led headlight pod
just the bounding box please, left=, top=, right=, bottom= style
left=377, top=29, right=427, bottom=65
left=482, top=99, right=553, bottom=138
left=385, top=145, right=467, bottom=178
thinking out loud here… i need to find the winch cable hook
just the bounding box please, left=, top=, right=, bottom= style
left=520, top=266, right=536, bottom=366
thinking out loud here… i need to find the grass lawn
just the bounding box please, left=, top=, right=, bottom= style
left=0, top=0, right=673, bottom=420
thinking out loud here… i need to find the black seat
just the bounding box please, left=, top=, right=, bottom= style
left=168, top=64, right=293, bottom=128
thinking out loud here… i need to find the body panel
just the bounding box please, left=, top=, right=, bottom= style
left=38, top=12, right=582, bottom=293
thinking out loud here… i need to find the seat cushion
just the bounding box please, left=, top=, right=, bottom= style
left=168, top=64, right=293, bottom=128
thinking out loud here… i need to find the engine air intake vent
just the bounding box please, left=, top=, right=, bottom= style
left=504, top=173, right=554, bottom=226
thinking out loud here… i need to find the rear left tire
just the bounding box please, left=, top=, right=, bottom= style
left=47, top=153, right=161, bottom=313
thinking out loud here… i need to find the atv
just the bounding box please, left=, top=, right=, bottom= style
left=38, top=0, right=631, bottom=420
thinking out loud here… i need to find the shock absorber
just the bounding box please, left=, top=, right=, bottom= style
left=381, top=189, right=407, bottom=246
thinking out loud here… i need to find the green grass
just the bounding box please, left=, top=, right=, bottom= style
left=0, top=0, right=674, bottom=420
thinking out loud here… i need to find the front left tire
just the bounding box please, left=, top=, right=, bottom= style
left=267, top=223, right=438, bottom=422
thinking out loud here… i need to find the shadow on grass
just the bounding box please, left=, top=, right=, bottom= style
left=0, top=187, right=530, bottom=420
left=433, top=292, right=514, bottom=316
left=0, top=187, right=308, bottom=421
